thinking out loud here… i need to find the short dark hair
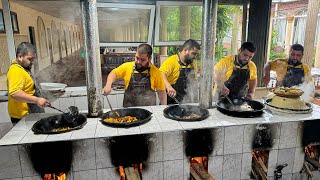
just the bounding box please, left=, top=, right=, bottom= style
left=137, top=44, right=153, bottom=58
left=290, top=44, right=304, bottom=53
left=180, top=39, right=201, bottom=52
left=240, top=42, right=256, bottom=53
left=16, top=42, right=36, bottom=57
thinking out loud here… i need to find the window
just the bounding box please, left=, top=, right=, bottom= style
left=154, top=1, right=202, bottom=46
left=97, top=3, right=155, bottom=47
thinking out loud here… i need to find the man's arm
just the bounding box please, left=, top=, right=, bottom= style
left=11, top=90, right=49, bottom=107
left=161, top=72, right=176, bottom=97
left=103, top=72, right=117, bottom=96
left=263, top=62, right=271, bottom=86
left=246, top=79, right=257, bottom=100
left=213, top=69, right=229, bottom=96
left=157, top=90, right=167, bottom=105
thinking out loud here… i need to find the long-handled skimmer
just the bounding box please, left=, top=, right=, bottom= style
left=106, top=96, right=120, bottom=117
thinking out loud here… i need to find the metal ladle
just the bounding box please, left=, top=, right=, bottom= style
left=105, top=96, right=120, bottom=117
left=225, top=96, right=235, bottom=107
left=48, top=105, right=79, bottom=116
left=168, top=93, right=185, bottom=116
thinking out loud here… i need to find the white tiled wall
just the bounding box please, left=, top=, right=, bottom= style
left=1, top=121, right=320, bottom=180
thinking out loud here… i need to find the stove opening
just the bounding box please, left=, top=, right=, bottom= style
left=109, top=134, right=150, bottom=180
left=190, top=156, right=214, bottom=180
left=118, top=163, right=143, bottom=180
left=301, top=145, right=320, bottom=178
left=251, top=150, right=269, bottom=180
left=28, top=141, right=72, bottom=180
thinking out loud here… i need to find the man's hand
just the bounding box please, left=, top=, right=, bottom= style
left=245, top=93, right=253, bottom=100
left=221, top=84, right=230, bottom=96
left=262, top=74, right=270, bottom=86
left=104, top=85, right=112, bottom=96
left=36, top=97, right=49, bottom=107
left=166, top=85, right=176, bottom=97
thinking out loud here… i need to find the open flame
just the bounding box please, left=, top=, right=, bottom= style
left=118, top=163, right=143, bottom=180
left=190, top=156, right=208, bottom=170
left=42, top=173, right=66, bottom=180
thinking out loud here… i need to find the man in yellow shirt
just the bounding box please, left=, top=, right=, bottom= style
left=263, top=44, right=312, bottom=87
left=7, top=42, right=49, bottom=125
left=104, top=44, right=167, bottom=107
left=160, top=39, right=200, bottom=104
left=214, top=42, right=257, bottom=100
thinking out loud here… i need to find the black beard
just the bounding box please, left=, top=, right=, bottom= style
left=135, top=64, right=149, bottom=72
left=185, top=57, right=193, bottom=65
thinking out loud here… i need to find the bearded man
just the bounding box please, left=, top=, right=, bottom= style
left=104, top=44, right=167, bottom=107
left=160, top=39, right=200, bottom=104
left=7, top=42, right=49, bottom=125
left=214, top=42, right=257, bottom=100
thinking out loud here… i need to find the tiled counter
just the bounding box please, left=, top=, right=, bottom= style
left=0, top=102, right=320, bottom=180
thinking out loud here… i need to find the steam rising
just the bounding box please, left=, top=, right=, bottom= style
left=180, top=73, right=199, bottom=104
left=297, top=81, right=315, bottom=102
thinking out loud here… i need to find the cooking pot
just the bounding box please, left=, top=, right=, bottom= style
left=270, top=96, right=308, bottom=110
left=100, top=108, right=152, bottom=127
left=265, top=98, right=312, bottom=114
left=163, top=105, right=209, bottom=121
left=216, top=97, right=264, bottom=117
left=32, top=113, right=87, bottom=134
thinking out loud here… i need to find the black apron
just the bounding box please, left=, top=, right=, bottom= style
left=224, top=57, right=250, bottom=99
left=123, top=66, right=156, bottom=107
left=167, top=55, right=195, bottom=104
left=280, top=61, right=304, bottom=87
left=27, top=72, right=45, bottom=113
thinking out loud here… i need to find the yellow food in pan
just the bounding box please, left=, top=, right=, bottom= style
left=274, top=87, right=303, bottom=96
left=103, top=116, right=138, bottom=123
left=52, top=127, right=71, bottom=132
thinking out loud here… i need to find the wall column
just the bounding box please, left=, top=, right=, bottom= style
left=199, top=0, right=217, bottom=108
left=231, top=13, right=240, bottom=55
left=247, top=0, right=272, bottom=87
left=302, top=0, right=320, bottom=67
left=81, top=0, right=103, bottom=117
left=314, top=26, right=320, bottom=68
left=285, top=16, right=294, bottom=54
left=179, top=6, right=191, bottom=39
left=2, top=0, right=15, bottom=61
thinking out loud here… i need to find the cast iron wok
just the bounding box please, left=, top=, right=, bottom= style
left=163, top=105, right=210, bottom=121
left=216, top=97, right=264, bottom=118
left=100, top=108, right=152, bottom=127
left=32, top=113, right=87, bottom=134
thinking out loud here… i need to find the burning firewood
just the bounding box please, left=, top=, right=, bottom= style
left=190, top=162, right=214, bottom=180
left=252, top=159, right=267, bottom=180
left=124, top=167, right=141, bottom=180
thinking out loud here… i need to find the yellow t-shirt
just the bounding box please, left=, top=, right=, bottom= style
left=112, top=61, right=165, bottom=91
left=214, top=55, right=257, bottom=82
left=269, top=58, right=311, bottom=82
left=7, top=59, right=36, bottom=119
left=159, top=54, right=198, bottom=85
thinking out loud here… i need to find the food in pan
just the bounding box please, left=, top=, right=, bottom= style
left=180, top=113, right=201, bottom=119
left=52, top=127, right=71, bottom=132
left=274, top=87, right=304, bottom=96
left=239, top=103, right=253, bottom=111
left=103, top=116, right=138, bottom=123
left=228, top=102, right=253, bottom=111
